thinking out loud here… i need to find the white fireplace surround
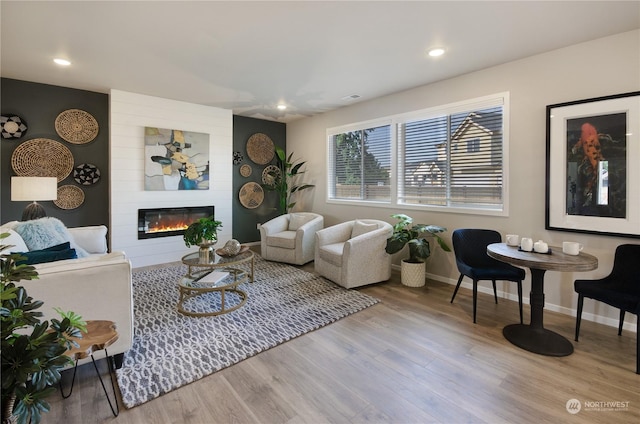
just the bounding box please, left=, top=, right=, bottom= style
left=109, top=90, right=233, bottom=268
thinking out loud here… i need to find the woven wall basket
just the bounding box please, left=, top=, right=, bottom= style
left=55, top=109, right=99, bottom=144
left=1, top=115, right=28, bottom=139
left=239, top=182, right=264, bottom=209
left=239, top=164, right=252, bottom=177
left=73, top=163, right=101, bottom=185
left=246, top=133, right=274, bottom=165
left=54, top=185, right=85, bottom=210
left=261, top=164, right=282, bottom=186
left=11, top=138, right=74, bottom=182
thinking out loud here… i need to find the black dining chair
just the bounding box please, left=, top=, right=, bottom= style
left=450, top=229, right=525, bottom=324
left=574, top=244, right=640, bottom=374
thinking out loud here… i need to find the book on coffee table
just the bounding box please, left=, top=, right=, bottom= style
left=197, top=271, right=229, bottom=285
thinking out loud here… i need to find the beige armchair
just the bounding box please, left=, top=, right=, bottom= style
left=260, top=212, right=324, bottom=265
left=315, top=219, right=393, bottom=289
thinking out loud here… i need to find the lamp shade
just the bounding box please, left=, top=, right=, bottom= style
left=11, top=176, right=58, bottom=201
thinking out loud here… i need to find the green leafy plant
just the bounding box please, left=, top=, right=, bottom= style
left=1, top=233, right=86, bottom=424
left=385, top=214, right=451, bottom=263
left=183, top=216, right=223, bottom=248
left=263, top=146, right=315, bottom=214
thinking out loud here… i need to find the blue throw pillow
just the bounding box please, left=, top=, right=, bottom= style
left=41, top=242, right=71, bottom=252
left=13, top=217, right=89, bottom=258
left=15, top=248, right=77, bottom=265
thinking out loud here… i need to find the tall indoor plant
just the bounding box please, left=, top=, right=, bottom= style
left=263, top=146, right=315, bottom=214
left=385, top=214, right=451, bottom=287
left=1, top=233, right=86, bottom=424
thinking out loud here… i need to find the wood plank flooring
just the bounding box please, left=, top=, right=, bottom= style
left=45, top=260, right=639, bottom=424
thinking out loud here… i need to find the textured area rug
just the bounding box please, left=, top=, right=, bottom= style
left=116, top=254, right=379, bottom=408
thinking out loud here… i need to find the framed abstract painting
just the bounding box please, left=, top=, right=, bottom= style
left=144, top=127, right=210, bottom=191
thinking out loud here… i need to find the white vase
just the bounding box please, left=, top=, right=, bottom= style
left=401, top=260, right=426, bottom=287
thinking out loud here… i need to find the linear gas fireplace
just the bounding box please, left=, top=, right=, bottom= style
left=138, top=206, right=214, bottom=240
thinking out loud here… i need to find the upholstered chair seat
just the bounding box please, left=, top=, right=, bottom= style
left=314, top=219, right=393, bottom=289
left=260, top=212, right=324, bottom=265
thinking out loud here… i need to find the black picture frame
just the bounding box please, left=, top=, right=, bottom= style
left=545, top=91, right=640, bottom=238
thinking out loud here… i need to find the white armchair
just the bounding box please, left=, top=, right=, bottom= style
left=260, top=212, right=324, bottom=265
left=315, top=219, right=393, bottom=289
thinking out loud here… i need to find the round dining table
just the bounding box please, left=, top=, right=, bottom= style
left=487, top=243, right=598, bottom=357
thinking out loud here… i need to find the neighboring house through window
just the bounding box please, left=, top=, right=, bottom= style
left=327, top=93, right=509, bottom=215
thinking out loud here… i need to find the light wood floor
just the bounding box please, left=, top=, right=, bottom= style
left=46, top=260, right=639, bottom=424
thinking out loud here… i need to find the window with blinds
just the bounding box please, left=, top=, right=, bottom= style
left=326, top=93, right=508, bottom=214
left=398, top=104, right=505, bottom=209
left=328, top=124, right=391, bottom=202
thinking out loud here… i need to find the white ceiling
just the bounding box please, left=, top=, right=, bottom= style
left=2, top=1, right=639, bottom=123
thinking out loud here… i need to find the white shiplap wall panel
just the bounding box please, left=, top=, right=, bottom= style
left=110, top=89, right=233, bottom=268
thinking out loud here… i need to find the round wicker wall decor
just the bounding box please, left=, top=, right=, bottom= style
left=239, top=164, right=252, bottom=177
left=1, top=115, right=28, bottom=139
left=11, top=138, right=74, bottom=182
left=73, top=163, right=101, bottom=185
left=55, top=109, right=99, bottom=144
left=54, top=185, right=85, bottom=210
left=239, top=182, right=264, bottom=209
left=261, top=165, right=282, bottom=186
left=246, top=133, right=274, bottom=165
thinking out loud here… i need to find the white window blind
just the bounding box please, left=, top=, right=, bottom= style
left=398, top=101, right=505, bottom=210
left=328, top=124, right=391, bottom=201
left=326, top=93, right=508, bottom=214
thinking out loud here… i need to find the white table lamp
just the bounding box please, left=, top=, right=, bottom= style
left=11, top=176, right=58, bottom=220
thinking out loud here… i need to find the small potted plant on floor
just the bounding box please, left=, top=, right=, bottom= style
left=385, top=214, right=451, bottom=287
left=183, top=216, right=223, bottom=261
left=1, top=233, right=86, bottom=424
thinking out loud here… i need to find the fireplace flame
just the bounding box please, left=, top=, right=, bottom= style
left=147, top=220, right=190, bottom=233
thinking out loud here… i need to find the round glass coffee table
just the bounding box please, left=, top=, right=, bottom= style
left=178, top=249, right=254, bottom=317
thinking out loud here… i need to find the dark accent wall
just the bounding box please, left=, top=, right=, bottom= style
left=1, top=78, right=109, bottom=228
left=232, top=115, right=285, bottom=243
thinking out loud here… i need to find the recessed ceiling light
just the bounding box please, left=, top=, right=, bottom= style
left=277, top=104, right=287, bottom=110
left=428, top=48, right=445, bottom=57
left=341, top=94, right=361, bottom=101
left=53, top=58, right=71, bottom=66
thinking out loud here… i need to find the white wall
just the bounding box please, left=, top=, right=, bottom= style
left=109, top=90, right=233, bottom=268
left=287, top=30, right=640, bottom=330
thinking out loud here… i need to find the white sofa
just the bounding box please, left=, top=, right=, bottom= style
left=315, top=219, right=393, bottom=289
left=1, top=223, right=133, bottom=368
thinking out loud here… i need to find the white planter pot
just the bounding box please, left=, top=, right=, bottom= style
left=401, top=260, right=426, bottom=287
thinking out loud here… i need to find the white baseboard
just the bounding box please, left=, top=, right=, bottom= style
left=390, top=264, right=637, bottom=333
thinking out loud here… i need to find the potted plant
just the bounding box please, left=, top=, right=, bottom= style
left=1, top=233, right=86, bottom=424
left=183, top=216, right=223, bottom=261
left=385, top=213, right=451, bottom=287
left=262, top=146, right=315, bottom=214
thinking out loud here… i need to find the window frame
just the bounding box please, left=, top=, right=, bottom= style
left=326, top=92, right=510, bottom=216
left=326, top=118, right=394, bottom=207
